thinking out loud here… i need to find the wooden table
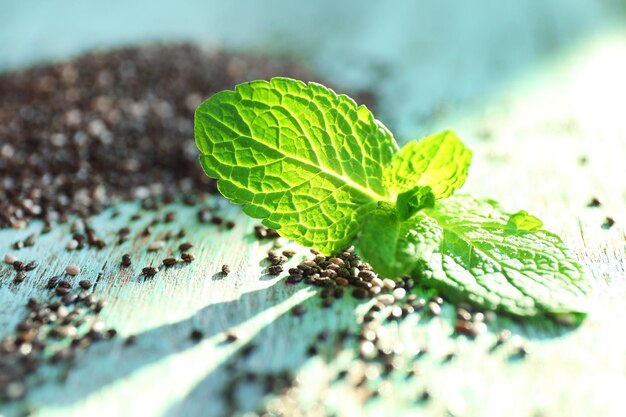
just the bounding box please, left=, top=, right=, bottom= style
left=2, top=2, right=626, bottom=416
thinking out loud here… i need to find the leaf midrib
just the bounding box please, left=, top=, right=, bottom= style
left=199, top=110, right=387, bottom=203
left=427, top=213, right=543, bottom=305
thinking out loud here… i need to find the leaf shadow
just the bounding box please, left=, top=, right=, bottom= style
left=16, top=279, right=311, bottom=411
left=15, top=279, right=363, bottom=416
left=6, top=281, right=584, bottom=416
left=164, top=292, right=363, bottom=417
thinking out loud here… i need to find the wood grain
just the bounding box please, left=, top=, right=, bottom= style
left=2, top=5, right=626, bottom=417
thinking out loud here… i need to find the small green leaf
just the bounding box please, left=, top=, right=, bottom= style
left=416, top=195, right=590, bottom=317
left=385, top=130, right=472, bottom=200
left=506, top=210, right=544, bottom=232
left=358, top=203, right=442, bottom=278
left=396, top=186, right=435, bottom=221
left=194, top=78, right=398, bottom=254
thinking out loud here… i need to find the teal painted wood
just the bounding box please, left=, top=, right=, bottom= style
left=2, top=35, right=626, bottom=414
left=1, top=2, right=626, bottom=416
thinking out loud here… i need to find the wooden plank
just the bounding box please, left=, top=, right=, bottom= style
left=2, top=6, right=626, bottom=417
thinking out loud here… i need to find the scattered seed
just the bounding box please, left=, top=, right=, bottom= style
left=496, top=329, right=512, bottom=345
left=23, top=234, right=36, bottom=247
left=190, top=329, right=204, bottom=341
left=329, top=257, right=344, bottom=267
left=46, top=276, right=61, bottom=289
left=124, top=335, right=137, bottom=346
left=268, top=265, right=283, bottom=275
left=163, top=258, right=178, bottom=267
left=392, top=287, right=406, bottom=300
left=335, top=277, right=349, bottom=287
left=382, top=278, right=396, bottom=290
left=377, top=294, right=395, bottom=305
left=602, top=217, right=615, bottom=229
left=142, top=267, right=159, bottom=276
left=428, top=302, right=441, bottom=316
left=13, top=272, right=26, bottom=283
left=511, top=343, right=529, bottom=358
left=26, top=298, right=39, bottom=309
left=181, top=253, right=195, bottom=263
left=147, top=240, right=164, bottom=251
left=179, top=242, right=193, bottom=251
left=4, top=253, right=18, bottom=265
left=78, top=280, right=92, bottom=289
left=455, top=320, right=477, bottom=337
left=358, top=270, right=376, bottom=281
left=23, top=261, right=38, bottom=271
left=66, top=265, right=80, bottom=276
left=457, top=308, right=472, bottom=321
left=291, top=305, right=307, bottom=317
left=55, top=287, right=70, bottom=296
left=371, top=277, right=384, bottom=288
left=588, top=197, right=601, bottom=208
left=359, top=340, right=377, bottom=359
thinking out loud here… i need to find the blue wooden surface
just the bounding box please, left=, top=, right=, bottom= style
left=1, top=2, right=626, bottom=416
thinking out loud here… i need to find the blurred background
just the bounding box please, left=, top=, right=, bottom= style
left=2, top=0, right=625, bottom=139
left=3, top=0, right=626, bottom=220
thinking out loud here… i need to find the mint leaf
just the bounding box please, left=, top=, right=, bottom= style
left=415, top=195, right=590, bottom=317
left=358, top=203, right=442, bottom=278
left=195, top=78, right=591, bottom=319
left=194, top=78, right=397, bottom=254
left=385, top=130, right=472, bottom=200
left=506, top=210, right=544, bottom=231
left=396, top=186, right=435, bottom=220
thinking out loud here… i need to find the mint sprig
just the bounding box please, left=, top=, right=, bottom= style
left=194, top=77, right=590, bottom=319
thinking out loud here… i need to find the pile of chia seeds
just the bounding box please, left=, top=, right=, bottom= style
left=0, top=44, right=355, bottom=229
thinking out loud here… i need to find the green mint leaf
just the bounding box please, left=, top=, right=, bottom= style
left=357, top=203, right=442, bottom=278
left=385, top=130, right=472, bottom=200
left=415, top=194, right=590, bottom=317
left=506, top=210, right=544, bottom=231
left=195, top=78, right=590, bottom=320
left=395, top=186, right=435, bottom=220
left=194, top=78, right=398, bottom=254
